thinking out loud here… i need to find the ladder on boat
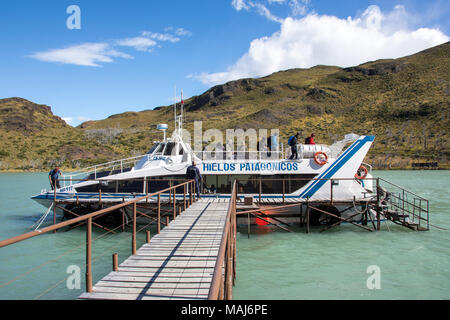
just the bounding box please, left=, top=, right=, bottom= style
left=375, top=179, right=430, bottom=231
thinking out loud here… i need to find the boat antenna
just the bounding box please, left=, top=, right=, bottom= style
left=180, top=89, right=184, bottom=134
left=174, top=85, right=177, bottom=131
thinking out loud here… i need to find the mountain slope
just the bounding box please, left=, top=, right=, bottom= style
left=1, top=42, right=449, bottom=170
left=79, top=42, right=450, bottom=169
left=0, top=98, right=118, bottom=170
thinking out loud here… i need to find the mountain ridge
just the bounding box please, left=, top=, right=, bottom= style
left=1, top=42, right=449, bottom=170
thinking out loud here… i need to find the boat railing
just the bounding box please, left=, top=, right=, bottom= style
left=362, top=162, right=373, bottom=173
left=194, top=145, right=338, bottom=161
left=62, top=154, right=148, bottom=187
left=194, top=150, right=283, bottom=161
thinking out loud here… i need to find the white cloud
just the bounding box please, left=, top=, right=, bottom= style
left=232, top=0, right=249, bottom=11
left=231, top=0, right=310, bottom=22
left=116, top=36, right=157, bottom=52
left=288, top=0, right=310, bottom=16
left=231, top=0, right=283, bottom=23
left=251, top=1, right=283, bottom=23
left=29, top=42, right=133, bottom=67
left=174, top=27, right=193, bottom=37
left=141, top=31, right=180, bottom=43
left=193, top=5, right=449, bottom=85
left=29, top=26, right=191, bottom=66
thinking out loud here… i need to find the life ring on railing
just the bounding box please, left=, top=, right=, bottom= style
left=355, top=165, right=368, bottom=180
left=313, top=151, right=328, bottom=166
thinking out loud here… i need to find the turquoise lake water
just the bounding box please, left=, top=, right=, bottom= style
left=0, top=171, right=448, bottom=300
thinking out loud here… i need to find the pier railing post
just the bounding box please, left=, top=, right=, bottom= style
left=232, top=195, right=236, bottom=285
left=184, top=184, right=186, bottom=211
left=146, top=231, right=151, bottom=243
left=173, top=186, right=176, bottom=219
left=132, top=203, right=136, bottom=255
left=99, top=186, right=102, bottom=206
left=157, top=194, right=161, bottom=234
left=306, top=197, right=310, bottom=234
left=53, top=181, right=57, bottom=233
left=169, top=181, right=172, bottom=205
left=86, top=217, right=92, bottom=293
left=259, top=177, right=262, bottom=203
left=376, top=178, right=381, bottom=231
left=121, top=198, right=125, bottom=232
left=330, top=179, right=333, bottom=205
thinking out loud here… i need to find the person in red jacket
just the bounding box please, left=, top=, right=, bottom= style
left=305, top=133, right=316, bottom=145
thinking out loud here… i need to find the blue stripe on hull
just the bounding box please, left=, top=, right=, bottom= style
left=298, top=136, right=374, bottom=199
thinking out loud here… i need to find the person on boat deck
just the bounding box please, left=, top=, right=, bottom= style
left=49, top=166, right=62, bottom=190
left=305, top=133, right=316, bottom=145
left=186, top=161, right=202, bottom=199
left=288, top=132, right=300, bottom=160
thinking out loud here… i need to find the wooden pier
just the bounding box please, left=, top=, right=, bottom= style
left=0, top=177, right=431, bottom=300
left=79, top=199, right=231, bottom=300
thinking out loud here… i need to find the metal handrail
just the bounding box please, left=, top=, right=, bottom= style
left=208, top=180, right=237, bottom=300
left=0, top=179, right=196, bottom=293
left=378, top=177, right=428, bottom=201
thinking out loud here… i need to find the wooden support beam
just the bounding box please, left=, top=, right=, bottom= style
left=309, top=205, right=373, bottom=232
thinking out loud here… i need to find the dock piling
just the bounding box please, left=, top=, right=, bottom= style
left=112, top=253, right=118, bottom=271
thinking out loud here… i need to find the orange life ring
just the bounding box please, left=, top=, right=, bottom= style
left=313, top=151, right=328, bottom=165
left=355, top=165, right=368, bottom=180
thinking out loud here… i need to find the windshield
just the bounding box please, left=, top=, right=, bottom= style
left=153, top=143, right=165, bottom=154
left=164, top=142, right=176, bottom=156
left=146, top=143, right=159, bottom=155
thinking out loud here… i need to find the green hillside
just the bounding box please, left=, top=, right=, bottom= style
left=1, top=42, right=449, bottom=171
left=0, top=98, right=118, bottom=170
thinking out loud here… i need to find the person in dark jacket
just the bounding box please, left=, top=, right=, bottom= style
left=49, top=166, right=62, bottom=190
left=288, top=132, right=300, bottom=160
left=186, top=161, right=202, bottom=199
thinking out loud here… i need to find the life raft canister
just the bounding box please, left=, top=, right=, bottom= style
left=355, top=165, right=368, bottom=180
left=313, top=151, right=328, bottom=165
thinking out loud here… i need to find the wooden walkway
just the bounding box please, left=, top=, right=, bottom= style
left=79, top=198, right=230, bottom=300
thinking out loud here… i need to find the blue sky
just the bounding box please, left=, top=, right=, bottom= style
left=0, top=0, right=448, bottom=126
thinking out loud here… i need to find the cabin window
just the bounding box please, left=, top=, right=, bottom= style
left=146, top=175, right=186, bottom=193
left=117, top=180, right=144, bottom=193
left=75, top=181, right=116, bottom=193
left=164, top=142, right=176, bottom=156
left=154, top=143, right=165, bottom=154
left=179, top=146, right=184, bottom=155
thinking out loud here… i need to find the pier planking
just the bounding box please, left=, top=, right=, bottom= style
left=79, top=199, right=230, bottom=300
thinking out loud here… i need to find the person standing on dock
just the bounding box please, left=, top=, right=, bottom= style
left=288, top=132, right=300, bottom=160
left=186, top=161, right=202, bottom=199
left=48, top=166, right=62, bottom=190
